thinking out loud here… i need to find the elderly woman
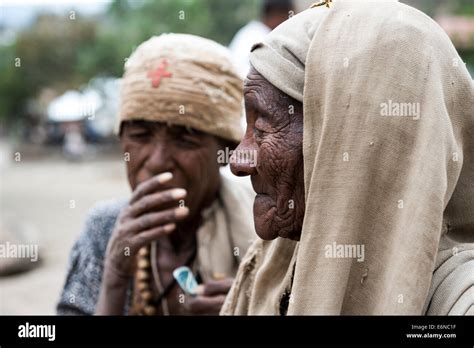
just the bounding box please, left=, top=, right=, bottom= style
left=222, top=0, right=473, bottom=315
left=57, top=34, right=255, bottom=315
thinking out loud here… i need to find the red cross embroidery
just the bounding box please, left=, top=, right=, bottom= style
left=147, top=59, right=172, bottom=88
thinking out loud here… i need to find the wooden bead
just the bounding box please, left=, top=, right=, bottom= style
left=138, top=247, right=149, bottom=256
left=137, top=281, right=150, bottom=291
left=143, top=305, right=157, bottom=316
left=141, top=290, right=153, bottom=301
left=137, top=258, right=150, bottom=269
left=137, top=269, right=150, bottom=280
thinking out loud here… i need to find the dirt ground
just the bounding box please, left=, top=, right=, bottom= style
left=0, top=155, right=130, bottom=314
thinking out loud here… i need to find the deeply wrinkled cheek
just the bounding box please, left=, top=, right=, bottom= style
left=258, top=141, right=284, bottom=179
left=122, top=144, right=150, bottom=189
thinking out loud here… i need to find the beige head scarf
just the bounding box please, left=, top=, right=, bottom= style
left=118, top=33, right=243, bottom=143
left=222, top=0, right=474, bottom=315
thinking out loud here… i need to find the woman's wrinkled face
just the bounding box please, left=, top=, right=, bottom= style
left=120, top=120, right=223, bottom=222
left=230, top=67, right=305, bottom=241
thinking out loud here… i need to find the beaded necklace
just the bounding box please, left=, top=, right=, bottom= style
left=135, top=242, right=197, bottom=315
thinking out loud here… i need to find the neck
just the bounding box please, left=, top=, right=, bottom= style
left=160, top=215, right=200, bottom=254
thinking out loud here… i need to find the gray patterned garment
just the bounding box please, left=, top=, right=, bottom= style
left=56, top=198, right=132, bottom=315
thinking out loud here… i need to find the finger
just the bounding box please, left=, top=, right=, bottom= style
left=128, top=188, right=187, bottom=217
left=129, top=172, right=173, bottom=205
left=197, top=278, right=234, bottom=296
left=125, top=206, right=189, bottom=233
left=132, top=223, right=176, bottom=248
left=186, top=295, right=226, bottom=315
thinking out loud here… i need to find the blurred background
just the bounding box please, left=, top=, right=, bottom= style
left=0, top=0, right=473, bottom=314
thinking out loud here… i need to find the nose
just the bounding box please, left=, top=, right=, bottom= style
left=144, top=140, right=174, bottom=175
left=230, top=133, right=257, bottom=177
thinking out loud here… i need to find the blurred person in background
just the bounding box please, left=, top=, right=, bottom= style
left=57, top=34, right=255, bottom=315
left=229, top=0, right=294, bottom=77
left=62, top=123, right=86, bottom=161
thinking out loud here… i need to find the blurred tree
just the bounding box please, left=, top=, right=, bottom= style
left=0, top=14, right=98, bottom=125
left=402, top=0, right=474, bottom=16
left=1, top=0, right=471, bottom=128
left=96, top=0, right=260, bottom=76
left=0, top=0, right=260, bottom=127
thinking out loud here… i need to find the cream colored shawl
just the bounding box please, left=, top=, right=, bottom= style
left=222, top=0, right=473, bottom=315
left=195, top=174, right=256, bottom=282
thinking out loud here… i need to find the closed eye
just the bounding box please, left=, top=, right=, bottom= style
left=129, top=131, right=149, bottom=136
left=128, top=131, right=151, bottom=140
left=176, top=135, right=200, bottom=148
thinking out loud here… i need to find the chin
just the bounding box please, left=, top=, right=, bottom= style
left=254, top=220, right=301, bottom=241
left=254, top=222, right=279, bottom=240
left=278, top=229, right=301, bottom=241
left=253, top=195, right=279, bottom=240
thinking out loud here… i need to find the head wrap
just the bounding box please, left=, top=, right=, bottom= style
left=249, top=6, right=326, bottom=102
left=118, top=33, right=244, bottom=143
left=222, top=0, right=474, bottom=314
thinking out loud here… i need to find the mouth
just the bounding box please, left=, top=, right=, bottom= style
left=255, top=194, right=276, bottom=215
left=253, top=193, right=278, bottom=240
left=250, top=175, right=268, bottom=195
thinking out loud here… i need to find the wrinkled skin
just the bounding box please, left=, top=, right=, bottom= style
left=231, top=67, right=305, bottom=241
left=96, top=121, right=234, bottom=315
left=122, top=121, right=223, bottom=226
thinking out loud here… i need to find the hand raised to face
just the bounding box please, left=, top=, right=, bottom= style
left=120, top=121, right=227, bottom=225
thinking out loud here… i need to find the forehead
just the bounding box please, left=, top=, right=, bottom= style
left=244, top=68, right=269, bottom=91
left=244, top=71, right=286, bottom=113
left=244, top=74, right=275, bottom=106
left=123, top=120, right=204, bottom=136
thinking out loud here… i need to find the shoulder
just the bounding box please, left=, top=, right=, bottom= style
left=83, top=197, right=129, bottom=236
left=57, top=198, right=129, bottom=315
left=85, top=198, right=128, bottom=227
left=79, top=198, right=129, bottom=256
